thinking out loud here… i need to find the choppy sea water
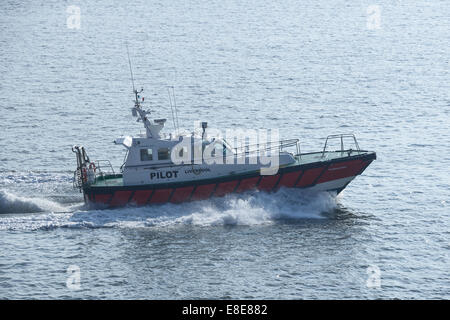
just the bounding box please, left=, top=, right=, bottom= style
left=0, top=0, right=449, bottom=299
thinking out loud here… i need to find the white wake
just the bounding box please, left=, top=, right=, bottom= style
left=0, top=189, right=66, bottom=214
left=0, top=188, right=338, bottom=231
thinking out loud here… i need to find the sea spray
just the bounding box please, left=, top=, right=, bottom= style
left=0, top=190, right=66, bottom=214
left=0, top=188, right=338, bottom=230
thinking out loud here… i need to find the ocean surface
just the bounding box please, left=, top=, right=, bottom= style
left=0, top=0, right=449, bottom=299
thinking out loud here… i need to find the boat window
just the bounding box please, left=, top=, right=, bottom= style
left=140, top=148, right=153, bottom=161
left=158, top=148, right=170, bottom=161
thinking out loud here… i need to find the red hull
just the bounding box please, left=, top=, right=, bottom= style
left=83, top=154, right=375, bottom=208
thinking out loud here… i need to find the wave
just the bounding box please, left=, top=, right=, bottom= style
left=0, top=190, right=66, bottom=214
left=0, top=188, right=338, bottom=230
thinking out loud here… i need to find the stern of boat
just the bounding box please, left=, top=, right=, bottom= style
left=72, top=145, right=118, bottom=203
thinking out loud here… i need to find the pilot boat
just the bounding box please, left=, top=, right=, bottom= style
left=72, top=87, right=376, bottom=208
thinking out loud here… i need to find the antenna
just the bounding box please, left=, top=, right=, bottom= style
left=167, top=87, right=177, bottom=135
left=125, top=44, right=153, bottom=138
left=126, top=44, right=136, bottom=92
left=126, top=44, right=143, bottom=111
left=172, top=86, right=180, bottom=134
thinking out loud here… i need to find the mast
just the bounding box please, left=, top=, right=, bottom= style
left=126, top=45, right=165, bottom=139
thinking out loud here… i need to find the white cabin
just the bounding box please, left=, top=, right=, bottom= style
left=112, top=89, right=296, bottom=187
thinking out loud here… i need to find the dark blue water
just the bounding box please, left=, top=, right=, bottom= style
left=0, top=0, right=449, bottom=299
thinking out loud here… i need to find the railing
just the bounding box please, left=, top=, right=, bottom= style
left=92, top=160, right=115, bottom=185
left=232, top=138, right=300, bottom=158
left=72, top=144, right=117, bottom=190
left=94, top=160, right=115, bottom=175
left=321, top=134, right=361, bottom=158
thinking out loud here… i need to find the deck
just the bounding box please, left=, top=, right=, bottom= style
left=89, top=150, right=374, bottom=188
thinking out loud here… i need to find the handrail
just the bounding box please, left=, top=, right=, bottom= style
left=321, top=134, right=361, bottom=158
left=95, top=160, right=115, bottom=174
left=93, top=160, right=115, bottom=185
left=232, top=138, right=299, bottom=157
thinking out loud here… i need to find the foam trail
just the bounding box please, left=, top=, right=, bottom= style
left=0, top=188, right=338, bottom=231
left=161, top=189, right=338, bottom=226
left=0, top=190, right=66, bottom=214
left=80, top=189, right=337, bottom=228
